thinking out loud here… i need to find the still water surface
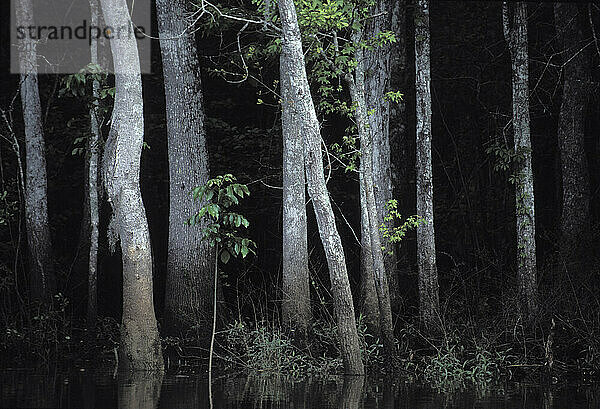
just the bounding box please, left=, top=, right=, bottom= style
left=1, top=369, right=598, bottom=408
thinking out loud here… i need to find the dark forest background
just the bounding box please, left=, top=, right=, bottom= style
left=0, top=1, right=599, bottom=360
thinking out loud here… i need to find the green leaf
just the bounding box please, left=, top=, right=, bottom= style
left=220, top=249, right=231, bottom=264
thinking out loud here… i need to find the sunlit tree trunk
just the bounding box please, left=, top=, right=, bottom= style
left=554, top=3, right=591, bottom=252
left=348, top=40, right=395, bottom=360
left=157, top=0, right=213, bottom=337
left=281, top=57, right=311, bottom=341
left=16, top=0, right=55, bottom=303
left=503, top=1, right=538, bottom=321
left=100, top=0, right=163, bottom=370
left=278, top=0, right=364, bottom=375
left=414, top=0, right=440, bottom=330
left=87, top=0, right=101, bottom=331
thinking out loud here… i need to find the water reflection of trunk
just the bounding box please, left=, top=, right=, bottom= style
left=382, top=379, right=398, bottom=409
left=118, top=371, right=163, bottom=409
left=542, top=388, right=553, bottom=409
left=337, top=376, right=364, bottom=409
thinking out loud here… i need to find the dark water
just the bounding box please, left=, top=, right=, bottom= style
left=1, top=369, right=598, bottom=408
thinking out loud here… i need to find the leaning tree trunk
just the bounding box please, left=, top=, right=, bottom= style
left=554, top=3, right=591, bottom=253
left=414, top=0, right=439, bottom=330
left=87, top=0, right=101, bottom=331
left=281, top=56, right=311, bottom=341
left=363, top=0, right=400, bottom=314
left=503, top=1, right=538, bottom=321
left=99, top=0, right=163, bottom=371
left=156, top=0, right=213, bottom=337
left=16, top=0, right=55, bottom=303
left=278, top=0, right=364, bottom=375
left=348, top=39, right=395, bottom=361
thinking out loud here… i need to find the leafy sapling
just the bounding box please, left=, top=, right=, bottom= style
left=379, top=199, right=425, bottom=255
left=187, top=173, right=256, bottom=386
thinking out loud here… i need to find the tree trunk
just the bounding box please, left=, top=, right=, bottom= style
left=16, top=0, right=55, bottom=303
left=99, top=0, right=163, bottom=371
left=364, top=0, right=400, bottom=314
left=503, top=1, right=538, bottom=321
left=414, top=0, right=440, bottom=330
left=554, top=3, right=591, bottom=252
left=281, top=54, right=311, bottom=340
left=87, top=0, right=101, bottom=332
left=359, top=173, right=380, bottom=336
left=118, top=371, right=163, bottom=409
left=278, top=0, right=364, bottom=375
left=348, top=41, right=395, bottom=361
left=156, top=0, right=213, bottom=337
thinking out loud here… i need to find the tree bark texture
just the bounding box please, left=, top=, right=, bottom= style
left=278, top=0, right=364, bottom=375
left=503, top=1, right=538, bottom=321
left=363, top=0, right=400, bottom=313
left=414, top=0, right=440, bottom=330
left=99, top=0, right=163, bottom=371
left=348, top=43, right=395, bottom=360
left=554, top=3, right=591, bottom=251
left=157, top=0, right=214, bottom=336
left=281, top=47, right=311, bottom=339
left=87, top=0, right=101, bottom=331
left=359, top=173, right=380, bottom=336
left=16, top=0, right=55, bottom=303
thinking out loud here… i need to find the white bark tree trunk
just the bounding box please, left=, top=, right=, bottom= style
left=503, top=1, right=538, bottom=321
left=87, top=0, right=101, bottom=331
left=414, top=0, right=440, bottom=330
left=281, top=49, right=311, bottom=340
left=99, top=0, right=163, bottom=370
left=278, top=0, right=364, bottom=374
left=16, top=0, right=55, bottom=303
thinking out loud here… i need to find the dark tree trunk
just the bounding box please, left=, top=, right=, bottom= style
left=278, top=0, right=364, bottom=375
left=348, top=45, right=396, bottom=360
left=16, top=0, right=55, bottom=303
left=100, top=0, right=163, bottom=371
left=363, top=0, right=400, bottom=313
left=554, top=3, right=591, bottom=252
left=156, top=0, right=213, bottom=336
left=414, top=0, right=440, bottom=330
left=281, top=53, right=311, bottom=340
left=503, top=1, right=538, bottom=321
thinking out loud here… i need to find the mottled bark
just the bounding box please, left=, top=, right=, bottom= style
left=364, top=0, right=400, bottom=313
left=554, top=3, right=591, bottom=251
left=503, top=2, right=538, bottom=321
left=87, top=0, right=100, bottom=332
left=359, top=173, right=380, bottom=336
left=348, top=33, right=395, bottom=360
left=100, top=0, right=163, bottom=371
left=414, top=0, right=440, bottom=330
left=157, top=0, right=213, bottom=336
left=281, top=54, right=311, bottom=339
left=278, top=0, right=364, bottom=374
left=16, top=0, right=55, bottom=303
